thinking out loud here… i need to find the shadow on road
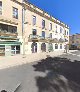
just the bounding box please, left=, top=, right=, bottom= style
left=33, top=57, right=80, bottom=92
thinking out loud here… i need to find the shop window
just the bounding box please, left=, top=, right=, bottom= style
left=0, top=45, right=5, bottom=56
left=11, top=45, right=20, bottom=54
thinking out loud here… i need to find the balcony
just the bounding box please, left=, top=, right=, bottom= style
left=59, top=38, right=65, bottom=43
left=53, top=38, right=59, bottom=43
left=28, top=34, right=39, bottom=42
left=0, top=31, right=18, bottom=37
left=39, top=36, right=47, bottom=42
left=28, top=34, right=48, bottom=42
left=0, top=30, right=18, bottom=42
left=47, top=37, right=54, bottom=43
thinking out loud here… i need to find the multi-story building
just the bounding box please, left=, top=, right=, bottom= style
left=0, top=0, right=69, bottom=56
left=69, top=34, right=80, bottom=49
left=0, top=0, right=23, bottom=56
left=23, top=1, right=69, bottom=54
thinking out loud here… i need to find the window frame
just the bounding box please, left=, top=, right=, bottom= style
left=49, top=23, right=52, bottom=31
left=13, top=7, right=18, bottom=19
left=32, top=29, right=37, bottom=35
left=49, top=33, right=52, bottom=38
left=42, top=31, right=45, bottom=38
left=33, top=15, right=36, bottom=25
left=42, top=19, right=45, bottom=29
left=60, top=44, right=62, bottom=49
left=55, top=25, right=58, bottom=33
left=0, top=1, right=2, bottom=15
left=60, top=27, right=62, bottom=33
left=55, top=44, right=58, bottom=49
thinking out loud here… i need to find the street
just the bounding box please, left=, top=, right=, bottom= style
left=0, top=50, right=80, bottom=92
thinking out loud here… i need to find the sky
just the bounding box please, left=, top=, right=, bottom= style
left=29, top=0, right=80, bottom=35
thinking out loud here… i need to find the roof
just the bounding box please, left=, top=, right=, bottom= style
left=23, top=0, right=69, bottom=28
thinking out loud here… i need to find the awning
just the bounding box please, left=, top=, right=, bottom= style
left=0, top=41, right=22, bottom=45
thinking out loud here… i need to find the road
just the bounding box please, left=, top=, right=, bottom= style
left=0, top=50, right=80, bottom=92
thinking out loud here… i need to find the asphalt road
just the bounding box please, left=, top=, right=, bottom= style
left=0, top=50, right=80, bottom=92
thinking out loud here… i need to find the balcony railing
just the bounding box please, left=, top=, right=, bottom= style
left=28, top=34, right=47, bottom=42
left=28, top=34, right=39, bottom=42
left=28, top=34, right=66, bottom=43
left=0, top=31, right=18, bottom=37
left=59, top=38, right=65, bottom=43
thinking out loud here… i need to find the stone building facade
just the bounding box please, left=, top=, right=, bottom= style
left=0, top=0, right=69, bottom=56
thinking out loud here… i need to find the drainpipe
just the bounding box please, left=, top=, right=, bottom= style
left=22, top=0, right=25, bottom=55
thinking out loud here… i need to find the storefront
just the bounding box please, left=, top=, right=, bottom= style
left=0, top=41, right=21, bottom=56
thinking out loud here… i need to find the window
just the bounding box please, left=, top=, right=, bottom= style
left=65, top=30, right=66, bottom=35
left=33, top=16, right=36, bottom=25
left=42, top=31, right=45, bottom=38
left=48, top=43, right=53, bottom=52
left=0, top=23, right=17, bottom=33
left=0, top=45, right=5, bottom=56
left=67, top=31, right=68, bottom=35
left=55, top=44, right=58, bottom=49
left=55, top=25, right=58, bottom=33
left=0, top=1, right=2, bottom=15
left=49, top=33, right=52, bottom=38
left=42, top=19, right=45, bottom=29
left=60, top=27, right=62, bottom=33
left=41, top=43, right=46, bottom=52
left=8, top=25, right=17, bottom=33
left=60, top=44, right=62, bottom=49
left=11, top=45, right=20, bottom=54
left=32, top=29, right=37, bottom=35
left=49, top=23, right=52, bottom=30
left=13, top=7, right=18, bottom=19
left=72, top=41, right=74, bottom=43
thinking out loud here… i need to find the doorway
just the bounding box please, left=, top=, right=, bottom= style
left=31, top=42, right=37, bottom=53
left=41, top=43, right=46, bottom=52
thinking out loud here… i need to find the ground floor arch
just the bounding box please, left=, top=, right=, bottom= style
left=31, top=42, right=37, bottom=53
left=41, top=43, right=46, bottom=52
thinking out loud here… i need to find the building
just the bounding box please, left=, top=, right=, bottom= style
left=23, top=0, right=69, bottom=54
left=0, top=0, right=69, bottom=56
left=69, top=34, right=80, bottom=49
left=0, top=0, right=23, bottom=56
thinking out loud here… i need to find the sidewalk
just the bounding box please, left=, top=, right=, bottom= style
left=0, top=50, right=77, bottom=70
left=0, top=51, right=65, bottom=69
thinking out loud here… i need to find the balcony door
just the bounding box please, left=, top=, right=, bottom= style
left=31, top=42, right=37, bottom=53
left=32, top=29, right=37, bottom=35
left=42, top=31, right=45, bottom=38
